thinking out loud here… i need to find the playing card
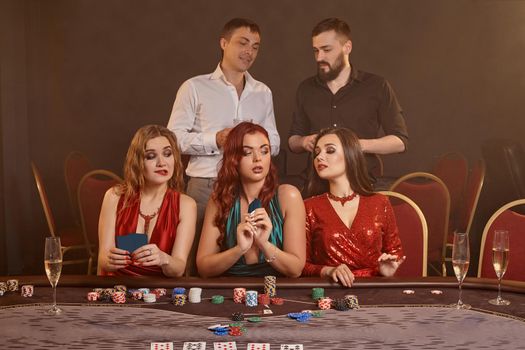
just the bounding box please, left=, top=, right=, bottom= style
left=150, top=342, right=173, bottom=350
left=263, top=309, right=273, bottom=315
left=281, top=345, right=304, bottom=350
left=248, top=198, right=262, bottom=213
left=183, top=342, right=206, bottom=350
left=246, top=343, right=270, bottom=350
left=214, top=342, right=237, bottom=350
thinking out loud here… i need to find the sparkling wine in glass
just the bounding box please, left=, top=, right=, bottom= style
left=489, top=230, right=510, bottom=305
left=44, top=237, right=63, bottom=315
left=451, top=232, right=471, bottom=309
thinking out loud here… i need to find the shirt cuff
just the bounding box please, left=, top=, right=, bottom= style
left=202, top=131, right=220, bottom=155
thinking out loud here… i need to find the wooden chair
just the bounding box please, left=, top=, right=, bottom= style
left=380, top=191, right=428, bottom=277
left=477, top=199, right=525, bottom=281
left=78, top=169, right=122, bottom=274
left=64, top=151, right=93, bottom=226
left=432, top=152, right=469, bottom=235
left=31, top=162, right=90, bottom=269
left=390, top=172, right=450, bottom=276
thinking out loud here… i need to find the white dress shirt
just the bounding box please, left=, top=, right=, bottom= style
left=168, top=64, right=280, bottom=178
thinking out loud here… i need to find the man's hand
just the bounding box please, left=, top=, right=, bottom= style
left=302, top=134, right=318, bottom=153
left=216, top=128, right=232, bottom=149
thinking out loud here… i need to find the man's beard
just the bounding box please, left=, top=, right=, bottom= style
left=317, top=53, right=346, bottom=82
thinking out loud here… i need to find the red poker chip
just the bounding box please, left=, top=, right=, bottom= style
left=270, top=297, right=284, bottom=305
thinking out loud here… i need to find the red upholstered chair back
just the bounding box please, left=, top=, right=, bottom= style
left=380, top=191, right=428, bottom=277
left=78, top=169, right=122, bottom=274
left=432, top=152, right=468, bottom=234
left=64, top=152, right=93, bottom=225
left=478, top=199, right=525, bottom=281
left=390, top=172, right=450, bottom=276
left=457, top=159, right=486, bottom=235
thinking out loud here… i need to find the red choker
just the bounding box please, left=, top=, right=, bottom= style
left=327, top=192, right=358, bottom=206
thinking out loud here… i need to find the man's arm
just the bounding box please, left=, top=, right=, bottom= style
left=288, top=134, right=317, bottom=153
left=167, top=80, right=220, bottom=156
left=261, top=89, right=280, bottom=156
left=288, top=83, right=314, bottom=153
left=359, top=135, right=405, bottom=155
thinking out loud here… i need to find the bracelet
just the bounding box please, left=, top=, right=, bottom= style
left=264, top=244, right=277, bottom=263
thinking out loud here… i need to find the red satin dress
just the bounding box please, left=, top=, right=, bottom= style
left=104, top=189, right=180, bottom=276
left=302, top=193, right=403, bottom=277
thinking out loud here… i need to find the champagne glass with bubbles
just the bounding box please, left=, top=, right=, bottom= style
left=451, top=232, right=471, bottom=309
left=44, top=237, right=63, bottom=315
left=489, top=230, right=510, bottom=305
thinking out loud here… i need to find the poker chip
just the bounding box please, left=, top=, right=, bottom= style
left=233, top=288, right=246, bottom=303
left=331, top=299, right=350, bottom=311
left=188, top=287, right=202, bottom=303
left=247, top=316, right=262, bottom=323
left=258, top=293, right=270, bottom=305
left=111, top=291, right=126, bottom=304
left=0, top=290, right=4, bottom=297
left=264, top=275, right=277, bottom=297
left=229, top=326, right=243, bottom=336
left=245, top=290, right=258, bottom=307
left=172, top=287, right=185, bottom=295
left=172, top=294, right=186, bottom=306
left=114, top=285, right=127, bottom=292
left=312, top=287, right=324, bottom=300
left=431, top=290, right=443, bottom=295
left=231, top=312, right=244, bottom=321
left=21, top=285, right=34, bottom=297
left=138, top=288, right=150, bottom=295
left=288, top=312, right=312, bottom=323
left=7, top=279, right=18, bottom=292
left=403, top=289, right=415, bottom=295
left=87, top=292, right=98, bottom=301
left=143, top=293, right=157, bottom=303
left=317, top=297, right=332, bottom=310
left=0, top=282, right=7, bottom=293
left=311, top=311, right=323, bottom=318
left=131, top=291, right=143, bottom=300
left=154, top=288, right=167, bottom=297
left=270, top=297, right=284, bottom=305
left=344, top=294, right=360, bottom=309
left=211, top=295, right=224, bottom=304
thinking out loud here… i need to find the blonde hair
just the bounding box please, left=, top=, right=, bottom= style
left=118, top=125, right=184, bottom=206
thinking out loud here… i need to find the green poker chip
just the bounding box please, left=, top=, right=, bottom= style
left=247, top=316, right=262, bottom=323
left=211, top=295, right=224, bottom=304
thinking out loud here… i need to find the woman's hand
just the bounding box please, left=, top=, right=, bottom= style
left=378, top=253, right=406, bottom=277
left=322, top=264, right=355, bottom=287
left=132, top=244, right=169, bottom=267
left=249, top=208, right=273, bottom=247
left=106, top=247, right=131, bottom=271
left=236, top=217, right=256, bottom=253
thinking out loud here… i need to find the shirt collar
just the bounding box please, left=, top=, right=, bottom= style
left=210, top=63, right=255, bottom=90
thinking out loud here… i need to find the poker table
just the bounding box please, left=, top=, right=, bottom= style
left=1, top=276, right=525, bottom=350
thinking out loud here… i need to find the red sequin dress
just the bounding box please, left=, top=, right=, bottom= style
left=103, top=189, right=180, bottom=276
left=302, top=193, right=403, bottom=277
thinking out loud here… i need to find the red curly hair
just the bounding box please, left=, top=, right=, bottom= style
left=212, top=122, right=278, bottom=246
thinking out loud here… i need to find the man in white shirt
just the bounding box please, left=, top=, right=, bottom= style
left=168, top=18, right=280, bottom=275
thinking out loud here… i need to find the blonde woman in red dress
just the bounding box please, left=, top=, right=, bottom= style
left=98, top=125, right=196, bottom=277
left=302, top=127, right=405, bottom=287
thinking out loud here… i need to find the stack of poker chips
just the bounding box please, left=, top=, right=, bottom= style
left=7, top=279, right=19, bottom=292
left=87, top=292, right=98, bottom=301
left=264, top=275, right=276, bottom=297
left=172, top=287, right=185, bottom=298
left=130, top=290, right=143, bottom=300
left=228, top=323, right=246, bottom=336
left=188, top=287, right=202, bottom=303
left=209, top=325, right=229, bottom=336
left=331, top=298, right=350, bottom=311
left=245, top=290, right=258, bottom=307
left=172, top=293, right=187, bottom=306
left=317, top=297, right=332, bottom=310
left=344, top=294, right=360, bottom=309
left=111, top=291, right=126, bottom=304
left=0, top=282, right=7, bottom=296
left=138, top=288, right=150, bottom=296
left=21, top=285, right=34, bottom=297
left=258, top=293, right=270, bottom=305
left=143, top=293, right=156, bottom=303
left=211, top=295, right=224, bottom=304
left=312, top=287, right=324, bottom=300
left=288, top=312, right=312, bottom=323
left=233, top=288, right=246, bottom=303
left=100, top=288, right=115, bottom=302
left=270, top=297, right=284, bottom=305
left=153, top=288, right=167, bottom=297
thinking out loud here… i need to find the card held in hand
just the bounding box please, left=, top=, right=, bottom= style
left=116, top=233, right=147, bottom=253
left=248, top=198, right=262, bottom=213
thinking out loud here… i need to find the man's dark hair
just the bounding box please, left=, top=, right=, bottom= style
left=221, top=18, right=260, bottom=40
left=312, top=18, right=352, bottom=41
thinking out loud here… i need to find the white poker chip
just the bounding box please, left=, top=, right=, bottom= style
left=207, top=324, right=228, bottom=330
left=402, top=289, right=415, bottom=295
left=430, top=290, right=443, bottom=295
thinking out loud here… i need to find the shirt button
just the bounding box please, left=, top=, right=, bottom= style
left=332, top=105, right=337, bottom=109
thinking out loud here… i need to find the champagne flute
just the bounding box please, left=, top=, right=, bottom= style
left=489, top=230, right=510, bottom=305
left=451, top=232, right=471, bottom=309
left=44, top=237, right=63, bottom=315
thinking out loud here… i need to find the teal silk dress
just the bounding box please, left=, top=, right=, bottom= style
left=224, top=194, right=284, bottom=276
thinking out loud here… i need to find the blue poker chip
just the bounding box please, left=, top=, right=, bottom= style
left=172, top=287, right=186, bottom=295
left=214, top=330, right=229, bottom=336
left=288, top=312, right=312, bottom=322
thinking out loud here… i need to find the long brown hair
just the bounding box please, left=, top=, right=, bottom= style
left=212, top=122, right=278, bottom=246
left=118, top=125, right=185, bottom=206
left=306, top=127, right=373, bottom=197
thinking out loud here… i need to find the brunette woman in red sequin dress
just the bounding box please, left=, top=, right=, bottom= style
left=302, top=127, right=405, bottom=287
left=98, top=125, right=196, bottom=277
